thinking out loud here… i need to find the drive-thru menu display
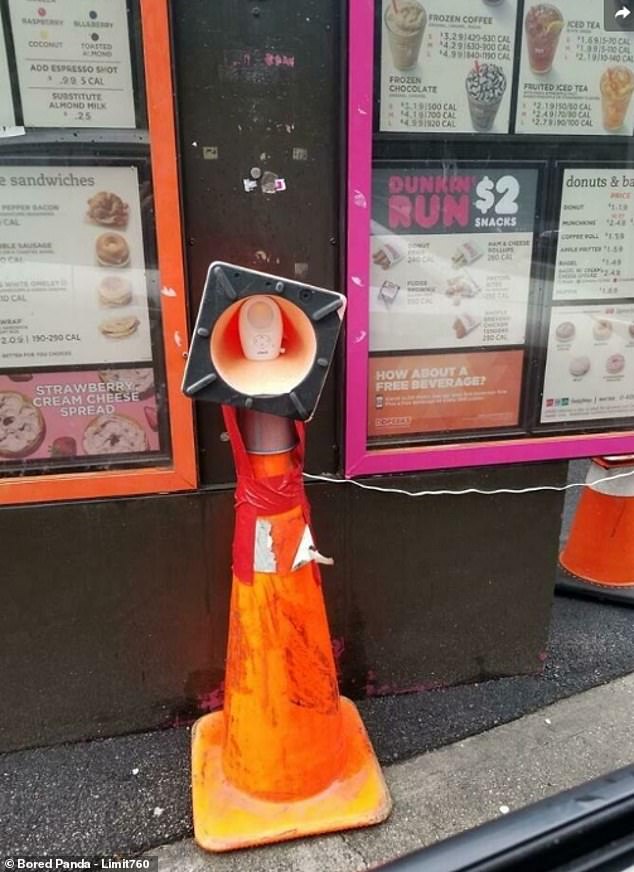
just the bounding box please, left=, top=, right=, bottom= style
left=541, top=303, right=634, bottom=423
left=380, top=0, right=519, bottom=134
left=368, top=163, right=539, bottom=437
left=370, top=165, right=539, bottom=353
left=541, top=164, right=634, bottom=427
left=345, top=0, right=634, bottom=475
left=8, top=0, right=136, bottom=128
left=554, top=167, right=634, bottom=302
left=0, top=368, right=160, bottom=463
left=0, top=165, right=152, bottom=370
left=0, top=0, right=196, bottom=503
left=516, top=1, right=634, bottom=136
left=369, top=349, right=524, bottom=437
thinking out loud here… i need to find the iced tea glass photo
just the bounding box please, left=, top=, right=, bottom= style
left=601, top=66, right=634, bottom=131
left=525, top=4, right=565, bottom=75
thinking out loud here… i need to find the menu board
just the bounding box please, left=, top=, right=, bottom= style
left=554, top=167, right=634, bottom=302
left=368, top=349, right=524, bottom=437
left=0, top=368, right=160, bottom=464
left=380, top=0, right=518, bottom=134
left=8, top=0, right=135, bottom=128
left=516, top=1, right=634, bottom=136
left=0, top=16, right=16, bottom=130
left=541, top=303, right=634, bottom=423
left=0, top=164, right=152, bottom=370
left=370, top=165, right=540, bottom=352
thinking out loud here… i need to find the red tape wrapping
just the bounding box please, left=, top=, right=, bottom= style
left=222, top=406, right=319, bottom=586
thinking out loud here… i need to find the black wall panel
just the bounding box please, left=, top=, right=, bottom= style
left=0, top=461, right=565, bottom=753
left=171, top=0, right=342, bottom=483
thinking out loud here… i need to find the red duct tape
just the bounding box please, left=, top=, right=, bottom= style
left=222, top=406, right=319, bottom=586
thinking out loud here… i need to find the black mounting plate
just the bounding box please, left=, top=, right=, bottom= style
left=182, top=262, right=345, bottom=421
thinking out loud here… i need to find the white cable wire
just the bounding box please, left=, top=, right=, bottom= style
left=303, top=468, right=634, bottom=498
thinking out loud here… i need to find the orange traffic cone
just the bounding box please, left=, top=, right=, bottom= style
left=191, top=408, right=391, bottom=852
left=558, top=456, right=634, bottom=605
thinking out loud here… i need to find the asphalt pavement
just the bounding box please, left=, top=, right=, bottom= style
left=1, top=593, right=633, bottom=857
left=147, top=674, right=634, bottom=871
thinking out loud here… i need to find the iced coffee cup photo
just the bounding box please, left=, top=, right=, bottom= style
left=524, top=4, right=565, bottom=75
left=482, top=0, right=505, bottom=6
left=384, top=0, right=427, bottom=72
left=466, top=62, right=507, bottom=132
left=600, top=66, right=634, bottom=132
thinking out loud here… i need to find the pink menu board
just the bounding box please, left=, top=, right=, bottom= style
left=345, top=0, right=634, bottom=475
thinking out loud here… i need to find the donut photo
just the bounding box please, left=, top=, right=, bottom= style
left=83, top=414, right=148, bottom=456
left=606, top=354, right=626, bottom=375
left=569, top=356, right=591, bottom=378
left=555, top=321, right=575, bottom=342
left=96, top=232, right=131, bottom=268
left=0, top=391, right=46, bottom=459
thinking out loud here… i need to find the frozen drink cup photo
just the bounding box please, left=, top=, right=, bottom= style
left=482, top=0, right=505, bottom=5
left=466, top=62, right=507, bottom=131
left=385, top=0, right=427, bottom=72
left=601, top=66, right=634, bottom=131
left=525, top=4, right=565, bottom=75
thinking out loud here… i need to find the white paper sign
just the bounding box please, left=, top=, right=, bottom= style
left=0, top=165, right=152, bottom=369
left=541, top=303, right=634, bottom=423
left=370, top=231, right=534, bottom=352
left=380, top=0, right=519, bottom=134
left=0, top=16, right=16, bottom=129
left=370, top=165, right=539, bottom=354
left=554, top=167, right=634, bottom=302
left=516, top=1, right=634, bottom=136
left=8, top=0, right=135, bottom=128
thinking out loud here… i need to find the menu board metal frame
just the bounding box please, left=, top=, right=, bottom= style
left=0, top=0, right=196, bottom=505
left=346, top=0, right=634, bottom=476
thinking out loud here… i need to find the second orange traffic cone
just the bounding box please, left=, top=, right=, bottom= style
left=558, top=456, right=634, bottom=605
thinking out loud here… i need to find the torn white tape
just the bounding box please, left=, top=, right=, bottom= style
left=292, top=526, right=334, bottom=570
left=254, top=520, right=277, bottom=573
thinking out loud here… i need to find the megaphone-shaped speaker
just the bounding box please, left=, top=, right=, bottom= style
left=182, top=262, right=346, bottom=421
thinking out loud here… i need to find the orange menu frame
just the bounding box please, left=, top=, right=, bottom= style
left=0, top=0, right=197, bottom=506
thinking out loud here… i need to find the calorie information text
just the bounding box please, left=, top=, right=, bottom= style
left=8, top=0, right=135, bottom=128
left=380, top=0, right=519, bottom=135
